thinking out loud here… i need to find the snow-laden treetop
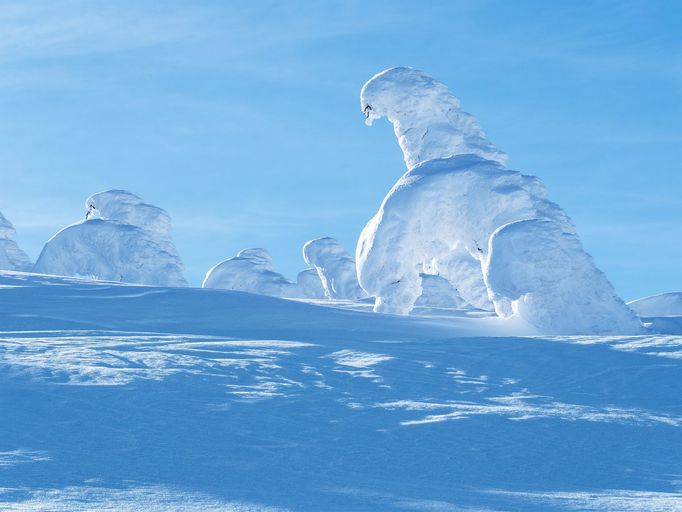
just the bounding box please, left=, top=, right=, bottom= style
left=86, top=190, right=172, bottom=240
left=360, top=67, right=507, bottom=169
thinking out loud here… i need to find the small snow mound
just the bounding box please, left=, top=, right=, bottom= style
left=34, top=190, right=186, bottom=286
left=0, top=211, right=32, bottom=271
left=203, top=248, right=298, bottom=298
left=303, top=237, right=366, bottom=300
left=484, top=219, right=642, bottom=334
left=628, top=292, right=682, bottom=317
left=360, top=67, right=507, bottom=169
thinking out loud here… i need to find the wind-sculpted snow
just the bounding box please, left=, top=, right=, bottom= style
left=203, top=248, right=300, bottom=298
left=1, top=273, right=681, bottom=511
left=303, top=237, right=366, bottom=300
left=360, top=67, right=507, bottom=169
left=33, top=190, right=186, bottom=286
left=0, top=486, right=289, bottom=512
left=357, top=68, right=641, bottom=334
left=0, top=211, right=32, bottom=271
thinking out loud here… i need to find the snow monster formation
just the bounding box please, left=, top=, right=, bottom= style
left=0, top=211, right=33, bottom=271
left=202, top=248, right=300, bottom=298
left=34, top=190, right=187, bottom=286
left=303, top=237, right=366, bottom=300
left=357, top=67, right=641, bottom=334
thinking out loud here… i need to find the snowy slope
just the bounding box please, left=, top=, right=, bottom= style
left=1, top=271, right=681, bottom=511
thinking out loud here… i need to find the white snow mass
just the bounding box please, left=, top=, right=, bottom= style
left=0, top=211, right=32, bottom=271
left=360, top=66, right=508, bottom=169
left=628, top=292, right=682, bottom=317
left=303, top=237, right=366, bottom=300
left=356, top=67, right=641, bottom=334
left=33, top=190, right=187, bottom=286
left=296, top=268, right=327, bottom=299
left=202, top=248, right=299, bottom=298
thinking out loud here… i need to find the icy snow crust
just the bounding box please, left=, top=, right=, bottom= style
left=357, top=67, right=641, bottom=334
left=202, top=248, right=300, bottom=298
left=33, top=190, right=186, bottom=286
left=303, top=237, right=366, bottom=300
left=0, top=211, right=32, bottom=271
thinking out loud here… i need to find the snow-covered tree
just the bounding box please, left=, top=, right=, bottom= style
left=356, top=67, right=641, bottom=334
left=203, top=248, right=299, bottom=297
left=34, top=190, right=186, bottom=286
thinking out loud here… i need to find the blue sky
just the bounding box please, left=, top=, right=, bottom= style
left=0, top=0, right=680, bottom=300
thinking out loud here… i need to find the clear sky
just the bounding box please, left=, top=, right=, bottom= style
left=0, top=0, right=680, bottom=300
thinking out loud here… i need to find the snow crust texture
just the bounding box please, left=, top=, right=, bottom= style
left=303, top=237, right=366, bottom=300
left=202, top=248, right=300, bottom=298
left=0, top=211, right=32, bottom=271
left=33, top=190, right=186, bottom=286
left=357, top=67, right=641, bottom=334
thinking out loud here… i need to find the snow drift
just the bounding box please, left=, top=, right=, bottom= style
left=628, top=292, right=682, bottom=317
left=303, top=237, right=366, bottom=300
left=202, top=248, right=300, bottom=298
left=0, top=211, right=32, bottom=271
left=357, top=67, right=641, bottom=334
left=33, top=190, right=186, bottom=286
